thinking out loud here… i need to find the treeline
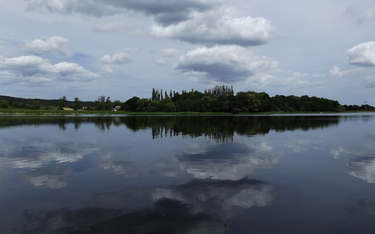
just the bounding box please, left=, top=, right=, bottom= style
left=0, top=95, right=94, bottom=110
left=343, top=104, right=375, bottom=111
left=1, top=85, right=374, bottom=113
left=120, top=85, right=356, bottom=113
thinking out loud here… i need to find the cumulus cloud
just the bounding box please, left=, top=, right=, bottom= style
left=150, top=10, right=275, bottom=47
left=93, top=21, right=128, bottom=32
left=0, top=55, right=99, bottom=81
left=26, top=0, right=224, bottom=26
left=99, top=50, right=136, bottom=64
left=329, top=66, right=363, bottom=77
left=346, top=41, right=375, bottom=66
left=176, top=45, right=279, bottom=83
left=101, top=65, right=114, bottom=73
left=21, top=36, right=71, bottom=57
left=0, top=71, right=52, bottom=86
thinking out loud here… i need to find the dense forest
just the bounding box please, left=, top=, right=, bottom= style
left=0, top=85, right=374, bottom=113
left=119, top=85, right=374, bottom=113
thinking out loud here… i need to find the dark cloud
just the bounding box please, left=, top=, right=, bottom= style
left=27, top=0, right=223, bottom=26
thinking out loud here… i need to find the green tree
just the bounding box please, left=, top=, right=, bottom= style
left=121, top=96, right=140, bottom=111
left=0, top=100, right=9, bottom=109
left=73, top=97, right=82, bottom=110
left=105, top=97, right=112, bottom=110
left=59, top=96, right=67, bottom=110
left=160, top=99, right=176, bottom=112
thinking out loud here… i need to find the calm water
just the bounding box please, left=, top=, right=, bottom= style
left=0, top=114, right=375, bottom=234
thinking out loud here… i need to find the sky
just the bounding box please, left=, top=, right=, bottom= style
left=0, top=0, right=375, bottom=105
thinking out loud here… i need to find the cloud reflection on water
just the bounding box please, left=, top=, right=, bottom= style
left=152, top=178, right=276, bottom=220
left=348, top=156, right=375, bottom=183
left=100, top=161, right=138, bottom=178
left=24, top=167, right=71, bottom=189
left=0, top=138, right=99, bottom=189
left=177, top=142, right=278, bottom=180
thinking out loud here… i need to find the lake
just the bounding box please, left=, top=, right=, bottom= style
left=0, top=114, right=375, bottom=234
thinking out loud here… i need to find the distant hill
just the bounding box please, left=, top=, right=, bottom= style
left=0, top=95, right=95, bottom=108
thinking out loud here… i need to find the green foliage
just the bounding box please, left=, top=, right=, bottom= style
left=73, top=97, right=82, bottom=110
left=0, top=100, right=9, bottom=109
left=58, top=96, right=67, bottom=110
left=160, top=99, right=176, bottom=112
left=121, top=96, right=140, bottom=111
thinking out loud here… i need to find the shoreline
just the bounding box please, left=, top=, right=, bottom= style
left=1, top=109, right=375, bottom=116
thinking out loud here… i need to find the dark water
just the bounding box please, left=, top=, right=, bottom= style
left=0, top=114, right=375, bottom=234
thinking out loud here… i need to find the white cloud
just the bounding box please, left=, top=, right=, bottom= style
left=0, top=55, right=99, bottom=82
left=93, top=21, right=128, bottom=32
left=21, top=36, right=71, bottom=57
left=101, top=66, right=114, bottom=73
left=0, top=70, right=53, bottom=86
left=150, top=10, right=274, bottom=47
left=99, top=50, right=136, bottom=64
left=329, top=66, right=363, bottom=77
left=176, top=45, right=279, bottom=83
left=346, top=41, right=375, bottom=66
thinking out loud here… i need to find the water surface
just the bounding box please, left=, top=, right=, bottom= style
left=1, top=114, right=375, bottom=233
